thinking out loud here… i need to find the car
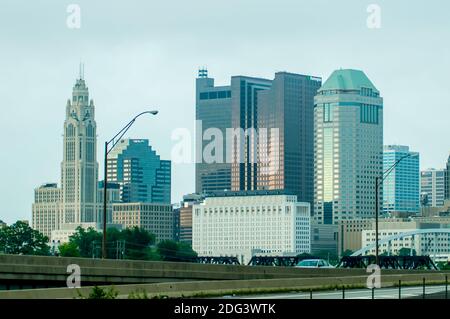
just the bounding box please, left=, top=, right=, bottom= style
left=295, top=259, right=335, bottom=268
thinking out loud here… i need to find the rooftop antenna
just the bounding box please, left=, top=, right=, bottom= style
left=198, top=66, right=208, bottom=78
left=79, top=61, right=84, bottom=80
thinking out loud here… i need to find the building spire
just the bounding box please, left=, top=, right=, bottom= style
left=79, top=62, right=84, bottom=80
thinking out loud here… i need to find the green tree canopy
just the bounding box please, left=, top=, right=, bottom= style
left=157, top=240, right=198, bottom=262
left=58, top=242, right=80, bottom=257
left=0, top=221, right=50, bottom=256
left=68, top=226, right=102, bottom=258
left=67, top=226, right=156, bottom=260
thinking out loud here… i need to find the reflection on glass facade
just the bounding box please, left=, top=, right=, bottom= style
left=314, top=69, right=383, bottom=225
left=195, top=69, right=232, bottom=193
left=382, top=145, right=420, bottom=214
left=231, top=76, right=272, bottom=191
left=107, top=139, right=171, bottom=204
left=257, top=72, right=321, bottom=205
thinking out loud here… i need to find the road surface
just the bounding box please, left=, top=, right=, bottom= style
left=222, top=285, right=448, bottom=299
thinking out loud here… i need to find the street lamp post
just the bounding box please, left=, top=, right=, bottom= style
left=102, top=110, right=158, bottom=259
left=374, top=153, right=417, bottom=266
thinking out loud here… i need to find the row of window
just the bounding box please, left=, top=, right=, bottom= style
left=199, top=90, right=232, bottom=100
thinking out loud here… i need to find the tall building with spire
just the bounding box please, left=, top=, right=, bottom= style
left=60, top=74, right=99, bottom=224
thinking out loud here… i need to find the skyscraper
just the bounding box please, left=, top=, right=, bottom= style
left=107, top=139, right=171, bottom=204
left=382, top=145, right=420, bottom=215
left=445, top=154, right=450, bottom=200
left=420, top=169, right=445, bottom=207
left=257, top=72, right=322, bottom=205
left=195, top=69, right=233, bottom=193
left=314, top=69, right=383, bottom=225
left=61, top=76, right=99, bottom=224
left=230, top=75, right=272, bottom=191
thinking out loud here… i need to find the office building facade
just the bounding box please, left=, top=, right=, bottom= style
left=195, top=69, right=233, bottom=193
left=112, top=203, right=174, bottom=242
left=107, top=139, right=171, bottom=204
left=96, top=181, right=121, bottom=224
left=32, top=183, right=62, bottom=238
left=382, top=145, right=420, bottom=215
left=230, top=76, right=272, bottom=192
left=421, top=169, right=445, bottom=207
left=314, top=69, right=383, bottom=225
left=192, top=191, right=311, bottom=264
left=257, top=72, right=321, bottom=205
left=179, top=193, right=204, bottom=245
left=445, top=154, right=450, bottom=200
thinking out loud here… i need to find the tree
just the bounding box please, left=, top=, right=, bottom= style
left=176, top=242, right=198, bottom=262
left=157, top=240, right=198, bottom=262
left=0, top=221, right=50, bottom=256
left=67, top=226, right=157, bottom=260
left=68, top=227, right=102, bottom=258
left=121, top=227, right=155, bottom=260
left=157, top=240, right=179, bottom=261
left=58, top=242, right=80, bottom=257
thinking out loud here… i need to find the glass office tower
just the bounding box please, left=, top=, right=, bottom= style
left=195, top=69, right=233, bottom=194
left=257, top=72, right=322, bottom=205
left=382, top=145, right=420, bottom=215
left=314, top=69, right=383, bottom=225
left=107, top=139, right=171, bottom=204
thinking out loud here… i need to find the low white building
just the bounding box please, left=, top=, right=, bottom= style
left=192, top=192, right=311, bottom=264
left=51, top=222, right=99, bottom=244
left=362, top=228, right=417, bottom=256
left=362, top=221, right=450, bottom=262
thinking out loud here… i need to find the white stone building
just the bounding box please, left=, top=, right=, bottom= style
left=192, top=192, right=311, bottom=264
left=32, top=183, right=62, bottom=238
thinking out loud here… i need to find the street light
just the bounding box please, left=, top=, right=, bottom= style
left=102, top=110, right=158, bottom=259
left=375, top=152, right=419, bottom=265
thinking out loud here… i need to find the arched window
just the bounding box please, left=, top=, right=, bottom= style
left=66, top=124, right=75, bottom=137
left=86, top=124, right=94, bottom=137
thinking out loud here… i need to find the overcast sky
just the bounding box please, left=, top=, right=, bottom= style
left=0, top=0, right=449, bottom=224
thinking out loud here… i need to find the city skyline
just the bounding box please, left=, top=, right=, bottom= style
left=1, top=0, right=450, bottom=224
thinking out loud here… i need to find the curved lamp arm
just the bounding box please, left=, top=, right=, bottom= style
left=106, top=110, right=158, bottom=154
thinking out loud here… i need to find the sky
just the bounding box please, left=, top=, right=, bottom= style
left=0, top=0, right=449, bottom=224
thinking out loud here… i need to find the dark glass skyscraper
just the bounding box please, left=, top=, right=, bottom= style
left=195, top=69, right=232, bottom=194
left=195, top=70, right=321, bottom=203
left=107, top=139, right=171, bottom=203
left=230, top=76, right=272, bottom=191
left=257, top=72, right=322, bottom=205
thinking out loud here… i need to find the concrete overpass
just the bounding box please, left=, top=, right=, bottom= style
left=0, top=254, right=446, bottom=291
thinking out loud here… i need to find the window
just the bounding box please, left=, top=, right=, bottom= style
left=360, top=104, right=379, bottom=124
left=323, top=104, right=333, bottom=122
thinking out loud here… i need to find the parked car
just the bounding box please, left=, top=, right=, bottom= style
left=295, top=259, right=334, bottom=268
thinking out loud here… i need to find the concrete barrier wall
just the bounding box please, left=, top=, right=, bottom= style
left=0, top=254, right=440, bottom=286
left=0, top=272, right=449, bottom=299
